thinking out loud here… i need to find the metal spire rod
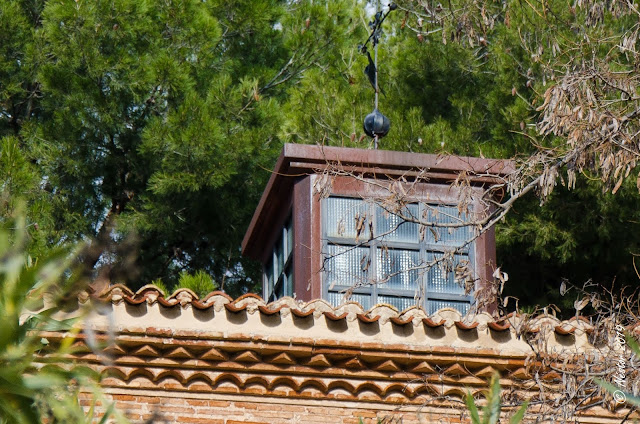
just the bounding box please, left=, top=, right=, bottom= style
left=374, top=0, right=380, bottom=149
left=360, top=1, right=395, bottom=149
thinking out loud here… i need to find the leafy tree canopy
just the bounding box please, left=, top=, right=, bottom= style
left=3, top=0, right=640, bottom=307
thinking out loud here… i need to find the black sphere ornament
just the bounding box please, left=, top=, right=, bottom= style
left=363, top=108, right=390, bottom=138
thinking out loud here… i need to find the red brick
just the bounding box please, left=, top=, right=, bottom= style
left=354, top=411, right=377, bottom=418
left=158, top=405, right=194, bottom=413
left=186, top=399, right=209, bottom=406
left=253, top=411, right=295, bottom=419
left=227, top=421, right=264, bottom=424
left=177, top=418, right=223, bottom=424
left=112, top=395, right=136, bottom=401
left=233, top=401, right=259, bottom=409
left=208, top=400, right=231, bottom=407
left=281, top=405, right=306, bottom=412
left=256, top=403, right=282, bottom=411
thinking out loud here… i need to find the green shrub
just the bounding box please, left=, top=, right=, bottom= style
left=175, top=270, right=218, bottom=298
left=0, top=210, right=126, bottom=423
left=465, top=372, right=528, bottom=424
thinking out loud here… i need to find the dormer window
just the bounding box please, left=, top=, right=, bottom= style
left=264, top=217, right=293, bottom=301
left=242, top=144, right=513, bottom=314
left=322, top=196, right=473, bottom=313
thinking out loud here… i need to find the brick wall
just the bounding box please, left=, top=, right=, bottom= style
left=57, top=287, right=637, bottom=424
left=80, top=390, right=473, bottom=424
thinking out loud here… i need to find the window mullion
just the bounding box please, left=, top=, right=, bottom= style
left=368, top=201, right=376, bottom=306
left=419, top=202, right=428, bottom=311
left=322, top=196, right=474, bottom=314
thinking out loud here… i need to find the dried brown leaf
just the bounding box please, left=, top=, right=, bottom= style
left=574, top=297, right=590, bottom=312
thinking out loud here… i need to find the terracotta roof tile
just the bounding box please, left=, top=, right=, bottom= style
left=488, top=321, right=511, bottom=331
left=555, top=325, right=576, bottom=335
left=122, top=295, right=146, bottom=305
left=258, top=304, right=285, bottom=315
left=389, top=316, right=414, bottom=325
left=191, top=300, right=213, bottom=310
left=224, top=302, right=246, bottom=313
left=356, top=313, right=381, bottom=323
left=291, top=308, right=314, bottom=318
left=422, top=317, right=445, bottom=328
left=455, top=321, right=479, bottom=330
left=323, top=311, right=348, bottom=321
left=157, top=297, right=179, bottom=307
left=91, top=284, right=597, bottom=350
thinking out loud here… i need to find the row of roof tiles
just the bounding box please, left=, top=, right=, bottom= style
left=89, top=284, right=623, bottom=338
left=96, top=367, right=560, bottom=400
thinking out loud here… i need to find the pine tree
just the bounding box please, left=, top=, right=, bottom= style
left=0, top=0, right=361, bottom=294
left=4, top=0, right=640, bottom=305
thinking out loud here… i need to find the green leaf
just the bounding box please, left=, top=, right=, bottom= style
left=98, top=403, right=116, bottom=424
left=23, top=373, right=67, bottom=390
left=509, top=400, right=529, bottom=424
left=465, top=391, right=481, bottom=424
left=597, top=379, right=640, bottom=407
left=625, top=333, right=640, bottom=355
left=484, top=373, right=502, bottom=424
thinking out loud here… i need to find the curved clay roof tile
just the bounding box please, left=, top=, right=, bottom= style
left=224, top=302, right=246, bottom=313
left=258, top=304, right=285, bottom=315
left=122, top=295, right=146, bottom=305
left=422, top=318, right=445, bottom=328
left=234, top=293, right=265, bottom=302
left=291, top=308, right=314, bottom=318
left=488, top=321, right=511, bottom=331
left=191, top=300, right=213, bottom=310
left=389, top=316, right=414, bottom=325
left=157, top=297, right=179, bottom=307
left=324, top=311, right=349, bottom=321
left=96, top=284, right=598, bottom=341
left=200, top=290, right=233, bottom=303
left=103, top=284, right=133, bottom=303
left=167, top=288, right=198, bottom=301
left=455, top=321, right=479, bottom=330
left=356, top=313, right=381, bottom=323
left=554, top=325, right=576, bottom=335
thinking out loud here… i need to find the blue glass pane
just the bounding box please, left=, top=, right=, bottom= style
left=423, top=204, right=472, bottom=247
left=285, top=265, right=293, bottom=297
left=275, top=234, right=284, bottom=276
left=375, top=204, right=419, bottom=243
left=376, top=248, right=420, bottom=291
left=325, top=197, right=370, bottom=240
left=426, top=253, right=468, bottom=295
left=377, top=295, right=417, bottom=311
left=286, top=220, right=293, bottom=257
left=327, top=291, right=371, bottom=309
left=325, top=245, right=371, bottom=288
left=427, top=300, right=470, bottom=315
left=265, top=255, right=274, bottom=299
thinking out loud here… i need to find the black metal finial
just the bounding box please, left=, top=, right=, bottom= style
left=359, top=2, right=396, bottom=149
left=364, top=108, right=390, bottom=138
